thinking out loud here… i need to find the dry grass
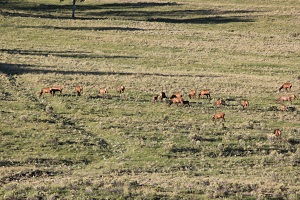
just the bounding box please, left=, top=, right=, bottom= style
left=1, top=0, right=300, bottom=199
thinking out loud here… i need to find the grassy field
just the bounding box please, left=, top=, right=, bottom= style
left=1, top=0, right=300, bottom=199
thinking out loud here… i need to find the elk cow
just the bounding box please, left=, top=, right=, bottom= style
left=99, top=88, right=108, bottom=95
left=241, top=100, right=249, bottom=109
left=39, top=87, right=52, bottom=97
left=199, top=89, right=211, bottom=99
left=168, top=94, right=183, bottom=107
left=279, top=82, right=292, bottom=92
left=273, top=129, right=282, bottom=141
left=50, top=86, right=63, bottom=96
left=214, top=99, right=225, bottom=107
left=75, top=86, right=83, bottom=96
left=212, top=112, right=225, bottom=123
left=119, top=85, right=125, bottom=93
left=276, top=94, right=296, bottom=104
left=188, top=90, right=196, bottom=99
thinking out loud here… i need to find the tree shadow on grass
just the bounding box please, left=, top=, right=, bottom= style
left=0, top=48, right=139, bottom=59
left=1, top=1, right=256, bottom=24
left=16, top=25, right=145, bottom=32
left=0, top=62, right=218, bottom=79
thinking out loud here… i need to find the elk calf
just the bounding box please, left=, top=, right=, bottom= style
left=241, top=100, right=249, bottom=109
left=188, top=90, right=196, bottom=99
left=273, top=129, right=282, bottom=141
left=279, top=82, right=292, bottom=91
left=119, top=85, right=125, bottom=93
left=76, top=86, right=83, bottom=96
left=214, top=99, right=225, bottom=107
left=99, top=88, right=108, bottom=95
left=212, top=112, right=225, bottom=123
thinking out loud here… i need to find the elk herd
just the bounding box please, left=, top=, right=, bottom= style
left=40, top=82, right=297, bottom=141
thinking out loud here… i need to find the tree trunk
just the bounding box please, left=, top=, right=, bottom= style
left=72, top=0, right=76, bottom=18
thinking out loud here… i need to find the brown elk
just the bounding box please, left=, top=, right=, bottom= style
left=212, top=112, right=225, bottom=123
left=168, top=94, right=183, bottom=107
left=99, top=88, right=108, bottom=95
left=199, top=89, right=211, bottom=99
left=39, top=87, right=53, bottom=97
left=159, top=92, right=168, bottom=101
left=273, top=129, right=282, bottom=141
left=280, top=104, right=287, bottom=112
left=276, top=94, right=296, bottom=104
left=214, top=99, right=225, bottom=107
left=279, top=82, right=292, bottom=91
left=241, top=100, right=249, bottom=109
left=75, top=86, right=83, bottom=96
left=188, top=90, right=196, bottom=99
left=119, top=85, right=125, bottom=93
left=50, top=86, right=63, bottom=96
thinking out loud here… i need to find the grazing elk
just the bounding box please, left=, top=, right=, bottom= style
left=159, top=92, right=168, bottom=101
left=39, top=87, right=53, bottom=97
left=119, top=85, right=125, bottom=93
left=276, top=94, right=296, bottom=104
left=99, top=88, right=108, bottom=95
left=273, top=129, right=282, bottom=141
left=241, top=100, right=249, bottom=109
left=50, top=86, right=63, bottom=96
left=75, top=86, right=83, bottom=96
left=199, top=89, right=211, bottom=99
left=188, top=90, right=196, bottom=99
left=168, top=94, right=183, bottom=107
left=214, top=99, right=225, bottom=107
left=212, top=112, right=225, bottom=123
left=279, top=82, right=292, bottom=92
left=280, top=104, right=287, bottom=112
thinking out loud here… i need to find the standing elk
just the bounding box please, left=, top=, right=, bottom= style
left=273, top=129, right=282, bottom=141
left=241, top=100, right=249, bottom=109
left=39, top=87, right=53, bottom=97
left=199, top=89, right=211, bottom=99
left=99, top=88, right=108, bottom=95
left=75, top=86, right=83, bottom=96
left=212, top=112, right=225, bottom=123
left=279, top=82, right=292, bottom=92
left=276, top=94, right=296, bottom=104
left=50, top=86, right=63, bottom=96
left=119, top=85, right=125, bottom=93
left=188, top=90, right=196, bottom=99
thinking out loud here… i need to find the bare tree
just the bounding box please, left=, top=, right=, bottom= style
left=60, top=0, right=85, bottom=19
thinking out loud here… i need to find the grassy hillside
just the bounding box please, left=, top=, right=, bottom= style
left=0, top=0, right=300, bottom=199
